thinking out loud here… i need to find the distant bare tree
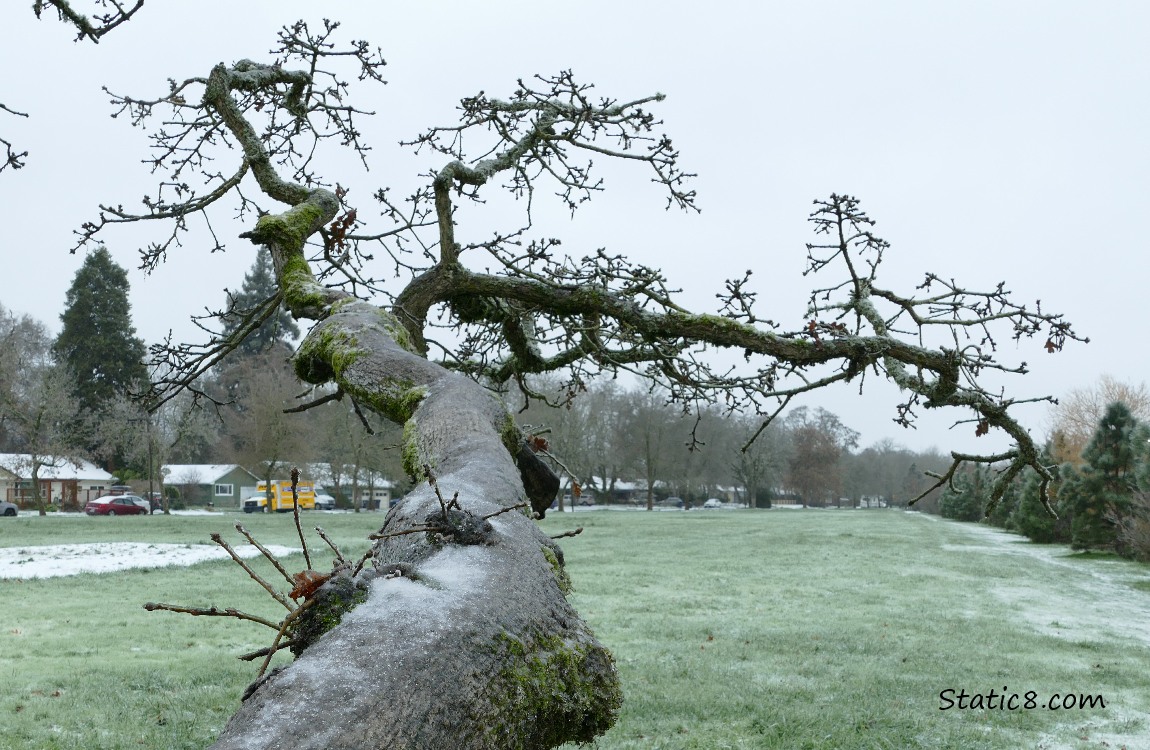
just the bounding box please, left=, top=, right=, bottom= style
left=1049, top=375, right=1150, bottom=465
left=0, top=305, right=81, bottom=514
left=70, top=21, right=1083, bottom=748
left=730, top=414, right=787, bottom=508
left=216, top=353, right=312, bottom=495
left=784, top=406, right=859, bottom=507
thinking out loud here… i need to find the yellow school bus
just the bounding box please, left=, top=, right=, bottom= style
left=242, top=480, right=316, bottom=513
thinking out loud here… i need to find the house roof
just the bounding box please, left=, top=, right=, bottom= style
left=162, top=464, right=259, bottom=485
left=0, top=454, right=115, bottom=482
left=302, top=462, right=395, bottom=489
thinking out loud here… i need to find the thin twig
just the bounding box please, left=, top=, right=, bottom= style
left=237, top=638, right=301, bottom=661
left=350, top=396, right=376, bottom=435
left=425, top=464, right=460, bottom=521
left=551, top=527, right=584, bottom=540
left=235, top=524, right=295, bottom=585
left=143, top=602, right=281, bottom=630
left=257, top=599, right=316, bottom=678
left=290, top=467, right=313, bottom=570
left=742, top=395, right=793, bottom=453
left=210, top=533, right=293, bottom=610
left=283, top=388, right=343, bottom=414
left=352, top=549, right=373, bottom=576
left=313, top=526, right=347, bottom=564
left=482, top=502, right=528, bottom=520
left=368, top=524, right=444, bottom=540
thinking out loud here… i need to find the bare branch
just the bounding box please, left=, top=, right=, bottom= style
left=209, top=532, right=294, bottom=610
left=33, top=0, right=145, bottom=43
left=234, top=524, right=296, bottom=586
left=143, top=601, right=280, bottom=631
left=283, top=388, right=343, bottom=414
left=313, top=526, right=348, bottom=564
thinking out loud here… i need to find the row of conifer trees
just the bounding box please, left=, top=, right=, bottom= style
left=938, top=402, right=1150, bottom=560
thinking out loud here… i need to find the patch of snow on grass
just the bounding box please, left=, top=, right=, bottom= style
left=942, top=523, right=1150, bottom=649
left=0, top=542, right=299, bottom=579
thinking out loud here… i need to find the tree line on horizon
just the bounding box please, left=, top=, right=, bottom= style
left=2, top=245, right=1143, bottom=525
left=0, top=243, right=953, bottom=512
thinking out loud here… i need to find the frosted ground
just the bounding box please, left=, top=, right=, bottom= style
left=2, top=506, right=1150, bottom=745
left=4, top=511, right=1149, bottom=651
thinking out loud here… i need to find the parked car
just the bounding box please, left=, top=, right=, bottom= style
left=0, top=500, right=17, bottom=517
left=657, top=496, right=685, bottom=509
left=314, top=494, right=337, bottom=511
left=84, top=495, right=150, bottom=516
left=702, top=498, right=723, bottom=509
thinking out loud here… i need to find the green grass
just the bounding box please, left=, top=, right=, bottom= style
left=3, top=510, right=1150, bottom=749
left=1, top=511, right=383, bottom=750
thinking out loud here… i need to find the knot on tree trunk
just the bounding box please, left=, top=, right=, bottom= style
left=424, top=508, right=497, bottom=545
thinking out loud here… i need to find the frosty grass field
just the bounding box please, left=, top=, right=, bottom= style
left=3, top=508, right=1150, bottom=750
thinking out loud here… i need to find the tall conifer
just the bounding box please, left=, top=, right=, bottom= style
left=53, top=247, right=148, bottom=460
left=1064, top=402, right=1140, bottom=550
left=220, top=247, right=299, bottom=358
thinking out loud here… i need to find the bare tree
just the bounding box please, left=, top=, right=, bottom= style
left=624, top=390, right=680, bottom=510
left=535, top=378, right=634, bottom=508
left=784, top=406, right=859, bottom=507
left=730, top=414, right=787, bottom=508
left=0, top=305, right=82, bottom=514
left=1048, top=375, right=1150, bottom=465
left=68, top=21, right=1084, bottom=748
left=216, top=353, right=313, bottom=495
left=311, top=396, right=407, bottom=511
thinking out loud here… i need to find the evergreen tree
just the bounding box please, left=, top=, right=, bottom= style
left=1064, top=402, right=1140, bottom=551
left=986, top=471, right=1020, bottom=529
left=1011, top=455, right=1069, bottom=543
left=220, top=247, right=299, bottom=358
left=938, top=467, right=986, bottom=522
left=53, top=246, right=148, bottom=421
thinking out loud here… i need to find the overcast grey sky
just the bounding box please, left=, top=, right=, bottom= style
left=1, top=1, right=1146, bottom=456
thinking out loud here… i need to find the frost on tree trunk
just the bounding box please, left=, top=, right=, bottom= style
left=210, top=293, right=620, bottom=749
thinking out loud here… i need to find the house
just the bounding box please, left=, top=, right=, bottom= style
left=305, top=463, right=397, bottom=509
left=162, top=464, right=261, bottom=507
left=0, top=453, right=116, bottom=509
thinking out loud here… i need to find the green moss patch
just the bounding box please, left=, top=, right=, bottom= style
left=288, top=571, right=372, bottom=656
left=540, top=545, right=573, bottom=596
left=489, top=630, right=622, bottom=749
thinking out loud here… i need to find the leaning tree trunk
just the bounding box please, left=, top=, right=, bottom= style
left=209, top=205, right=621, bottom=748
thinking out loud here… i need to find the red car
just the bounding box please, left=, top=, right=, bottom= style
left=84, top=495, right=150, bottom=516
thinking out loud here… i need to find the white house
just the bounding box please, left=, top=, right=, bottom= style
left=0, top=453, right=116, bottom=508
left=304, top=463, right=397, bottom=508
